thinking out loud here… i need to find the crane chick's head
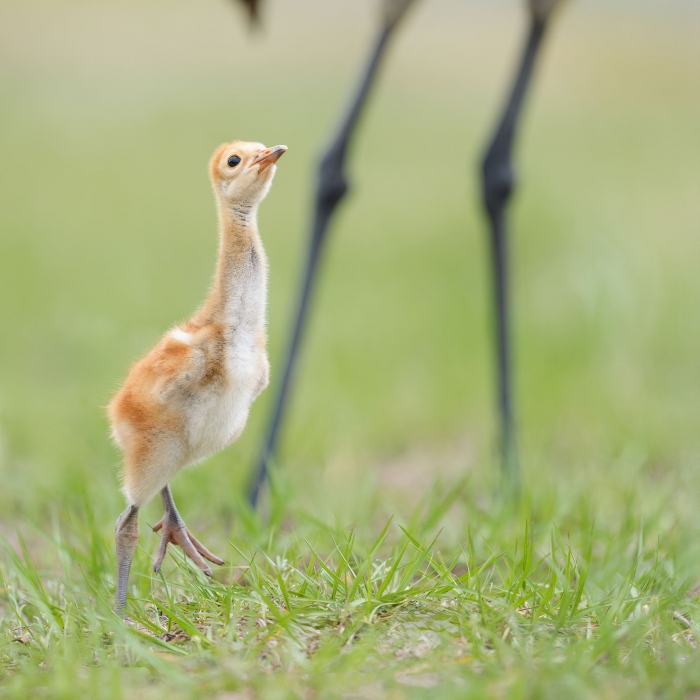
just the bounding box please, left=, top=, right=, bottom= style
left=210, top=140, right=287, bottom=206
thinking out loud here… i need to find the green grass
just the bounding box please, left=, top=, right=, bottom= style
left=1, top=0, right=700, bottom=697
left=2, top=477, right=700, bottom=698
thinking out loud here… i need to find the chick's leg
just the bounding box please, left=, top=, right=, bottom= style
left=115, top=504, right=140, bottom=612
left=152, top=484, right=225, bottom=576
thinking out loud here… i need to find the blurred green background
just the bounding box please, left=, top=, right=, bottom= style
left=0, top=0, right=698, bottom=534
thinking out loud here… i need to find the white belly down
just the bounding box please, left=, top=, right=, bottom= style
left=167, top=326, right=269, bottom=468
left=183, top=383, right=255, bottom=465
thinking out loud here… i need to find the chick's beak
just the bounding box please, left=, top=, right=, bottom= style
left=252, top=145, right=288, bottom=173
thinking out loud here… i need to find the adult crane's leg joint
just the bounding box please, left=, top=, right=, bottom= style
left=482, top=150, right=516, bottom=224
left=317, top=147, right=349, bottom=214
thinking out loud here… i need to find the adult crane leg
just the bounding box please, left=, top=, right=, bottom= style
left=480, top=12, right=551, bottom=493
left=248, top=1, right=419, bottom=508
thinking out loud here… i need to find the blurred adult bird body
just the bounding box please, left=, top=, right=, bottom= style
left=108, top=140, right=287, bottom=610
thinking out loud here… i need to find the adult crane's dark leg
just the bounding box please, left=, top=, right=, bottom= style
left=480, top=16, right=548, bottom=491
left=248, top=3, right=420, bottom=507
left=247, top=27, right=395, bottom=508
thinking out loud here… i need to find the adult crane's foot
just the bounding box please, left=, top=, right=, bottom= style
left=151, top=517, right=225, bottom=576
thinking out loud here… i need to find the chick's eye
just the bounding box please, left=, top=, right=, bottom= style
left=228, top=155, right=241, bottom=167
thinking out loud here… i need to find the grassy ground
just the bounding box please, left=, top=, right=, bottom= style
left=1, top=0, right=699, bottom=697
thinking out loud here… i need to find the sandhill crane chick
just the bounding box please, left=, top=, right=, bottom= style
left=109, top=141, right=287, bottom=610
